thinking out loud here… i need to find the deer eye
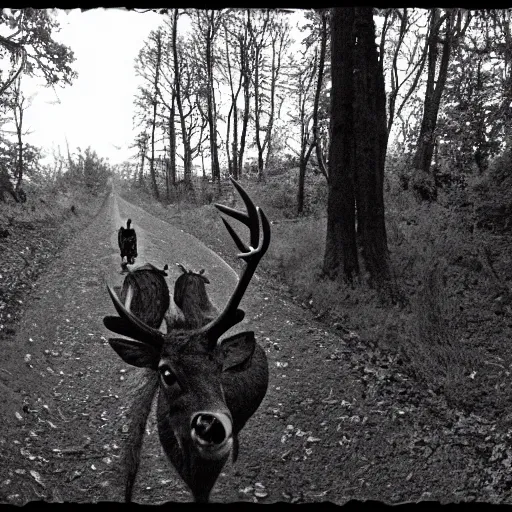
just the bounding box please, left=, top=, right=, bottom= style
left=159, top=366, right=177, bottom=387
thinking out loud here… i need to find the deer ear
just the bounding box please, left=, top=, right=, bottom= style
left=109, top=338, right=160, bottom=369
left=219, top=331, right=256, bottom=372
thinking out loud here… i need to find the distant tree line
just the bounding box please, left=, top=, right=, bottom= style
left=132, top=8, right=332, bottom=206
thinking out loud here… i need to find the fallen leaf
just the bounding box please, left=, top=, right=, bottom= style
left=29, top=470, right=45, bottom=488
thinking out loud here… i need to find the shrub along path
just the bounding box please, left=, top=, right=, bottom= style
left=0, top=184, right=511, bottom=504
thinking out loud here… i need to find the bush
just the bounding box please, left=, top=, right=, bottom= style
left=265, top=179, right=297, bottom=216
left=262, top=217, right=325, bottom=285
left=410, top=170, right=438, bottom=202
left=399, top=257, right=480, bottom=410
left=469, top=145, right=512, bottom=232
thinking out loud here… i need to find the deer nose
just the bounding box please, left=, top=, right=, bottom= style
left=190, top=412, right=233, bottom=459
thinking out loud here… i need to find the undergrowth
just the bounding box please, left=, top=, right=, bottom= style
left=0, top=183, right=108, bottom=338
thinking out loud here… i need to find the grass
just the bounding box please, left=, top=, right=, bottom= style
left=0, top=182, right=101, bottom=228
left=0, top=181, right=108, bottom=337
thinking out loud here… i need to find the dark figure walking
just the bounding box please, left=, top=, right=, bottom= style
left=118, top=219, right=138, bottom=271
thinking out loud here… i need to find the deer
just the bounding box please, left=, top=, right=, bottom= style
left=103, top=178, right=271, bottom=503
left=120, top=263, right=220, bottom=502
left=117, top=263, right=170, bottom=331
left=118, top=218, right=138, bottom=270
left=165, top=264, right=219, bottom=330
left=112, top=262, right=172, bottom=502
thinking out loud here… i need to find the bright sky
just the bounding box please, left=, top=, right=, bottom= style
left=14, top=8, right=307, bottom=169
left=22, top=8, right=165, bottom=165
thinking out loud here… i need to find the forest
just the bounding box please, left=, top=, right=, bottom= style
left=1, top=7, right=512, bottom=504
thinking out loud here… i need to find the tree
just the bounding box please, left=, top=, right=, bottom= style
left=64, top=146, right=110, bottom=192
left=311, top=9, right=330, bottom=179
left=9, top=76, right=31, bottom=194
left=167, top=10, right=192, bottom=186
left=165, top=12, right=209, bottom=187
left=149, top=30, right=163, bottom=200
left=436, top=10, right=512, bottom=175
left=132, top=132, right=149, bottom=187
left=248, top=10, right=271, bottom=181
left=0, top=9, right=76, bottom=97
left=134, top=29, right=165, bottom=199
left=246, top=10, right=290, bottom=181
left=191, top=9, right=223, bottom=182
left=378, top=8, right=430, bottom=136
left=218, top=9, right=255, bottom=180
left=287, top=9, right=329, bottom=215
left=323, top=8, right=389, bottom=286
left=411, top=8, right=471, bottom=201
left=264, top=13, right=290, bottom=170
left=220, top=10, right=247, bottom=180
left=290, top=48, right=317, bottom=215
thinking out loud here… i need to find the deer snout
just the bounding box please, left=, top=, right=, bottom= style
left=190, top=411, right=233, bottom=460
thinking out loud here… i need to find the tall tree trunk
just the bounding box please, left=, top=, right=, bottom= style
left=264, top=47, right=276, bottom=170
left=323, top=7, right=359, bottom=281
left=168, top=96, right=177, bottom=198
left=313, top=10, right=328, bottom=180
left=253, top=41, right=268, bottom=182
left=353, top=7, right=390, bottom=285
left=239, top=69, right=251, bottom=177
left=296, top=48, right=318, bottom=216
left=223, top=19, right=240, bottom=179
left=149, top=32, right=162, bottom=200
left=12, top=78, right=24, bottom=192
left=226, top=102, right=233, bottom=177
left=412, top=9, right=455, bottom=201
left=139, top=151, right=145, bottom=187
left=172, top=10, right=192, bottom=187
left=323, top=7, right=390, bottom=285
left=133, top=163, right=139, bottom=185
left=138, top=135, right=147, bottom=187
left=205, top=11, right=220, bottom=182
left=16, top=109, right=23, bottom=191
left=297, top=153, right=307, bottom=215
left=249, top=11, right=270, bottom=182
left=238, top=13, right=252, bottom=178
left=254, top=46, right=264, bottom=181
left=150, top=103, right=159, bottom=199
left=264, top=19, right=286, bottom=170
left=232, top=106, right=239, bottom=180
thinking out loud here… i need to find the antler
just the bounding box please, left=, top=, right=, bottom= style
left=103, top=285, right=165, bottom=348
left=201, top=177, right=271, bottom=344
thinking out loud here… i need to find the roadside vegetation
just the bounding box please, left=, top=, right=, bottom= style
left=0, top=147, right=111, bottom=341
